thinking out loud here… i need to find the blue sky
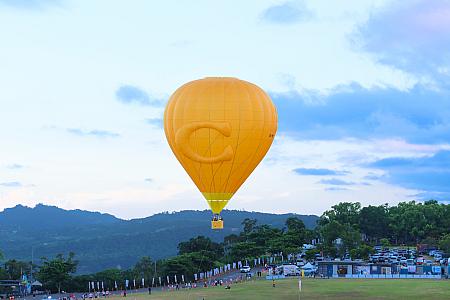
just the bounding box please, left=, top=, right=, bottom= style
left=0, top=0, right=449, bottom=218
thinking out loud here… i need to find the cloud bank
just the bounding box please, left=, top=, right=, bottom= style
left=116, top=85, right=162, bottom=106
left=293, top=168, right=348, bottom=176
left=368, top=150, right=450, bottom=200
left=271, top=84, right=450, bottom=144
left=67, top=128, right=120, bottom=138
left=261, top=1, right=313, bottom=24
left=355, top=0, right=450, bottom=84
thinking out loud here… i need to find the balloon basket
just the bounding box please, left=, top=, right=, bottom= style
left=211, top=219, right=224, bottom=230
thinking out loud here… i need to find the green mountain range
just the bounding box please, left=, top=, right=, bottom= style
left=0, top=204, right=318, bottom=274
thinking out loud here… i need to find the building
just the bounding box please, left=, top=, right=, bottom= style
left=317, top=261, right=443, bottom=279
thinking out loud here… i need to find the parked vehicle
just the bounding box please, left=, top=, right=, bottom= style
left=434, top=254, right=442, bottom=261
left=315, top=255, right=324, bottom=262
left=276, top=264, right=300, bottom=276
left=240, top=266, right=251, bottom=273
left=303, top=244, right=315, bottom=250
left=296, top=260, right=305, bottom=267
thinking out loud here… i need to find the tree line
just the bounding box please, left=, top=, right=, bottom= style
left=317, top=200, right=450, bottom=258
left=0, top=200, right=449, bottom=293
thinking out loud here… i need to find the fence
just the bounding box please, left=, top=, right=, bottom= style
left=336, top=274, right=442, bottom=279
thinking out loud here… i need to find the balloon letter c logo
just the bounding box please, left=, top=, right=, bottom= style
left=175, top=122, right=234, bottom=163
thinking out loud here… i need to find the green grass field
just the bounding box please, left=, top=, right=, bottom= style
left=125, top=278, right=450, bottom=300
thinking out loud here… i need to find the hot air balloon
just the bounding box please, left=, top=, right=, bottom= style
left=164, top=77, right=277, bottom=229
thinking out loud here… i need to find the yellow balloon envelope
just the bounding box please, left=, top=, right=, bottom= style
left=164, top=77, right=277, bottom=228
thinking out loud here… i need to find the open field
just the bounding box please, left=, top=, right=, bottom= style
left=124, top=278, right=450, bottom=300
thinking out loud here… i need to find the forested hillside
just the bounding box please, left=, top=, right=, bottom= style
left=0, top=204, right=318, bottom=273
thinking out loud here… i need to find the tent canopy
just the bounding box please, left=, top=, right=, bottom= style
left=302, top=263, right=314, bottom=270
left=32, top=281, right=43, bottom=286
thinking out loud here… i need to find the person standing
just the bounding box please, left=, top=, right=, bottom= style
left=148, top=287, right=151, bottom=295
